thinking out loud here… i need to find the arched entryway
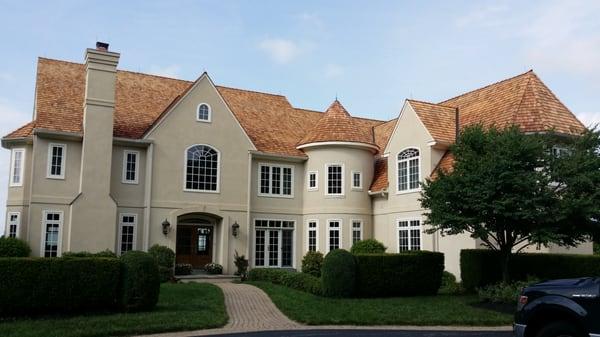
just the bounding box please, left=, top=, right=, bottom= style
left=176, top=213, right=222, bottom=269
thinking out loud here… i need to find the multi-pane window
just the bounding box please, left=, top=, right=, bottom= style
left=43, top=211, right=62, bottom=257
left=47, top=144, right=66, bottom=179
left=185, top=145, right=219, bottom=192
left=326, top=164, right=343, bottom=195
left=197, top=103, right=211, bottom=122
left=328, top=220, right=341, bottom=252
left=351, top=171, right=362, bottom=190
left=7, top=212, right=20, bottom=238
left=307, top=171, right=318, bottom=191
left=10, top=148, right=25, bottom=187
left=398, top=148, right=420, bottom=192
left=352, top=220, right=362, bottom=244
left=552, top=146, right=571, bottom=158
left=123, top=150, right=139, bottom=184
left=258, top=164, right=293, bottom=197
left=119, top=214, right=137, bottom=255
left=254, top=220, right=295, bottom=267
left=307, top=220, right=318, bottom=252
left=398, top=219, right=421, bottom=251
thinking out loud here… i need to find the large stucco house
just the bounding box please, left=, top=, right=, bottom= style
left=2, top=43, right=591, bottom=277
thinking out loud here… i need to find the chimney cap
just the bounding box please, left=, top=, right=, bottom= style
left=96, top=41, right=109, bottom=51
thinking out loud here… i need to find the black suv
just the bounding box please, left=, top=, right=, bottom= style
left=514, top=277, right=600, bottom=337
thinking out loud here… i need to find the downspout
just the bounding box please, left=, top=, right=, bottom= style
left=455, top=107, right=460, bottom=141
left=143, top=143, right=154, bottom=251
left=246, top=152, right=252, bottom=259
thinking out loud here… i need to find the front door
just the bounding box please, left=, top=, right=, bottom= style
left=176, top=225, right=213, bottom=269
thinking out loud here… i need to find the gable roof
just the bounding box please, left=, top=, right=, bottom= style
left=407, top=99, right=457, bottom=144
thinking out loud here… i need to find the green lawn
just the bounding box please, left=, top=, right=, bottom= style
left=250, top=281, right=513, bottom=326
left=0, top=283, right=228, bottom=337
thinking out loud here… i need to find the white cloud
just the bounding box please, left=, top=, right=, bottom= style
left=258, top=38, right=301, bottom=64
left=576, top=111, right=600, bottom=128
left=147, top=64, right=182, bottom=78
left=324, top=64, right=344, bottom=79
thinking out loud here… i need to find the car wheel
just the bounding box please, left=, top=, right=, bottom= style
left=535, top=321, right=583, bottom=337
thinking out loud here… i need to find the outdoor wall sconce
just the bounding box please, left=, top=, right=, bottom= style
left=232, top=221, right=240, bottom=237
left=162, top=219, right=171, bottom=235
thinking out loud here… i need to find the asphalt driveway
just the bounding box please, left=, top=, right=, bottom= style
left=207, top=329, right=512, bottom=337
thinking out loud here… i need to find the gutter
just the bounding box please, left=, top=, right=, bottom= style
left=368, top=188, right=388, bottom=197
left=249, top=150, right=307, bottom=163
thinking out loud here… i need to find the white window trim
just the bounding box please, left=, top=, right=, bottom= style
left=326, top=219, right=343, bottom=253
left=396, top=147, right=422, bottom=195
left=325, top=163, right=345, bottom=197
left=307, top=171, right=318, bottom=191
left=118, top=213, right=138, bottom=255
left=351, top=219, right=363, bottom=243
left=9, top=148, right=25, bottom=187
left=6, top=211, right=20, bottom=238
left=196, top=103, right=212, bottom=123
left=122, top=150, right=140, bottom=184
left=46, top=143, right=66, bottom=180
left=40, top=210, right=63, bottom=257
left=306, top=219, right=319, bottom=252
left=257, top=163, right=294, bottom=198
left=351, top=170, right=363, bottom=191
left=182, top=144, right=221, bottom=194
left=396, top=217, right=422, bottom=252
left=252, top=218, right=296, bottom=269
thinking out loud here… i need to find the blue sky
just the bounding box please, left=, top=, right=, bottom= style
left=0, top=0, right=599, bottom=234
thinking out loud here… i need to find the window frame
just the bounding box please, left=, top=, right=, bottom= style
left=307, top=171, right=318, bottom=191
left=122, top=150, right=140, bottom=184
left=257, top=163, right=294, bottom=198
left=351, top=219, right=363, bottom=244
left=351, top=170, right=363, bottom=191
left=41, top=210, right=63, bottom=257
left=325, top=163, right=344, bottom=196
left=396, top=147, right=421, bottom=194
left=46, top=143, right=66, bottom=180
left=396, top=218, right=422, bottom=252
left=253, top=218, right=296, bottom=268
left=196, top=103, right=212, bottom=123
left=118, top=213, right=138, bottom=255
left=306, top=219, right=319, bottom=252
left=326, top=219, right=342, bottom=253
left=9, top=148, right=25, bottom=187
left=6, top=211, right=20, bottom=238
left=183, top=144, right=220, bottom=193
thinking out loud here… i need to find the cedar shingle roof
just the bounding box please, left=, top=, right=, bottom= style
left=370, top=157, right=388, bottom=192
left=407, top=100, right=457, bottom=144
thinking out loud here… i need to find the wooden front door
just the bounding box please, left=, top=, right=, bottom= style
left=176, top=225, right=213, bottom=269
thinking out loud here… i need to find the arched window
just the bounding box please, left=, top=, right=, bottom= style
left=197, top=103, right=211, bottom=122
left=397, top=148, right=420, bottom=192
left=185, top=145, right=219, bottom=191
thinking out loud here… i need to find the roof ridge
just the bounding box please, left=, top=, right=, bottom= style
left=215, top=85, right=287, bottom=98
left=439, top=70, right=534, bottom=104
left=512, top=74, right=536, bottom=124
left=407, top=98, right=457, bottom=110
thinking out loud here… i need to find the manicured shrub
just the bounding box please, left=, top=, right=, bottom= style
left=439, top=271, right=464, bottom=295
left=234, top=251, right=249, bottom=281
left=63, top=250, right=117, bottom=258
left=119, top=251, right=160, bottom=311
left=350, top=239, right=386, bottom=254
left=321, top=249, right=356, bottom=297
left=148, top=245, right=175, bottom=282
left=248, top=268, right=322, bottom=295
left=0, top=257, right=121, bottom=316
left=354, top=251, right=444, bottom=297
left=204, top=263, right=223, bottom=275
left=301, top=251, right=324, bottom=277
left=477, top=278, right=540, bottom=304
left=175, top=263, right=192, bottom=275
left=0, top=237, right=31, bottom=257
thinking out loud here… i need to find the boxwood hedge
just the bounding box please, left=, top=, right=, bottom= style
left=119, top=251, right=160, bottom=311
left=248, top=268, right=322, bottom=295
left=321, top=249, right=356, bottom=297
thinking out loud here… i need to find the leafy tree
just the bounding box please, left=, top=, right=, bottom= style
left=421, top=124, right=600, bottom=282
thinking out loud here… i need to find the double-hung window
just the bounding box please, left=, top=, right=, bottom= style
left=9, top=148, right=25, bottom=187
left=122, top=150, right=139, bottom=184
left=258, top=164, right=293, bottom=197
left=327, top=220, right=341, bottom=252
left=352, top=220, right=363, bottom=244
left=307, top=220, right=318, bottom=252
left=6, top=212, right=20, bottom=238
left=307, top=171, right=318, bottom=191
left=254, top=220, right=295, bottom=267
left=118, top=214, right=137, bottom=255
left=42, top=211, right=62, bottom=257
left=397, top=148, right=420, bottom=192
left=397, top=219, right=421, bottom=251
left=326, top=164, right=343, bottom=195
left=351, top=171, right=362, bottom=190
left=47, top=144, right=66, bottom=179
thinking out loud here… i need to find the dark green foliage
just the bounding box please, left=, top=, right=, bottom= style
left=321, top=249, right=356, bottom=297
left=0, top=237, right=31, bottom=257
left=439, top=271, right=464, bottom=295
left=233, top=251, right=249, bottom=281
left=354, top=252, right=444, bottom=297
left=0, top=257, right=121, bottom=316
left=477, top=278, right=540, bottom=304
left=461, top=249, right=600, bottom=291
left=350, top=239, right=387, bottom=254
left=119, top=251, right=160, bottom=311
left=247, top=268, right=322, bottom=295
left=301, top=251, right=323, bottom=277
left=148, top=245, right=175, bottom=282
left=204, top=263, right=223, bottom=274
left=175, top=263, right=192, bottom=275
left=62, top=250, right=117, bottom=258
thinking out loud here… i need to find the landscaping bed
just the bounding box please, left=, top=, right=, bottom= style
left=0, top=283, right=228, bottom=337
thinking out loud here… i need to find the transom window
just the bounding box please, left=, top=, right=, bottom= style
left=197, top=103, right=211, bottom=122
left=307, top=220, right=318, bottom=252
left=307, top=171, right=318, bottom=191
left=351, top=171, right=362, bottom=190
left=118, top=214, right=137, bottom=255
left=254, top=220, right=295, bottom=267
left=47, top=144, right=66, bottom=179
left=397, top=148, right=420, bottom=192
left=398, top=219, right=421, bottom=251
left=326, top=164, right=343, bottom=195
left=258, top=164, right=293, bottom=197
left=10, top=148, right=25, bottom=187
left=327, top=220, right=341, bottom=252
left=352, top=220, right=363, bottom=244
left=122, top=150, right=139, bottom=184
left=185, top=145, right=219, bottom=192
left=7, top=212, right=20, bottom=238
left=43, top=211, right=62, bottom=257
